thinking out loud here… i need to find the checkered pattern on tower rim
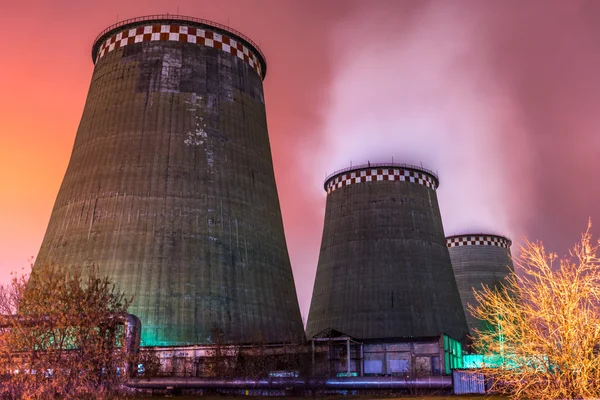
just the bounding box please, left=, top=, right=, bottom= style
left=325, top=168, right=437, bottom=194
left=95, top=24, right=262, bottom=77
left=446, top=236, right=511, bottom=249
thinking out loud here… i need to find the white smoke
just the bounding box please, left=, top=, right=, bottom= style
left=304, top=2, right=532, bottom=240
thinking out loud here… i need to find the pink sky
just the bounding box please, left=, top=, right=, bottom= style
left=1, top=0, right=600, bottom=321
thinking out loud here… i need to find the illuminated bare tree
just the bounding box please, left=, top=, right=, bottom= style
left=0, top=264, right=133, bottom=399
left=472, top=221, right=600, bottom=399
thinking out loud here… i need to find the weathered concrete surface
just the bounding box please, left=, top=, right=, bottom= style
left=34, top=18, right=303, bottom=346
left=306, top=165, right=469, bottom=342
left=446, top=236, right=514, bottom=337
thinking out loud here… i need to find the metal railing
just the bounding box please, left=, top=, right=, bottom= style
left=445, top=233, right=513, bottom=245
left=324, top=162, right=439, bottom=184
left=92, top=14, right=266, bottom=63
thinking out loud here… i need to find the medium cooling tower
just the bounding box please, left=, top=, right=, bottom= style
left=34, top=15, right=304, bottom=346
left=306, top=163, right=469, bottom=341
left=446, top=234, right=514, bottom=337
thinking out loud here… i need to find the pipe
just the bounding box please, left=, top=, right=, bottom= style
left=108, top=313, right=141, bottom=356
left=108, top=313, right=141, bottom=377
left=0, top=313, right=140, bottom=355
left=323, top=376, right=452, bottom=389
left=0, top=312, right=141, bottom=375
left=360, top=344, right=364, bottom=377
left=126, top=376, right=452, bottom=390
left=346, top=338, right=351, bottom=376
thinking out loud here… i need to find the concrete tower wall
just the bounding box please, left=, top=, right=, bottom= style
left=446, top=235, right=514, bottom=337
left=306, top=164, right=469, bottom=341
left=34, top=15, right=303, bottom=346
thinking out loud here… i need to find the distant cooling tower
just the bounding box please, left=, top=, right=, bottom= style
left=306, top=163, right=469, bottom=341
left=34, top=15, right=304, bottom=346
left=446, top=234, right=514, bottom=337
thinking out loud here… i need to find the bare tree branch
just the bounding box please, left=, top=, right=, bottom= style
left=471, top=221, right=600, bottom=399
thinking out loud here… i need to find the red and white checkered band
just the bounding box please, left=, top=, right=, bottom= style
left=325, top=168, right=437, bottom=194
left=95, top=24, right=263, bottom=77
left=446, top=236, right=511, bottom=249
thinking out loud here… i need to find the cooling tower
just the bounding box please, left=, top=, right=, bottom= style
left=306, top=163, right=469, bottom=341
left=446, top=234, right=514, bottom=337
left=34, top=15, right=304, bottom=346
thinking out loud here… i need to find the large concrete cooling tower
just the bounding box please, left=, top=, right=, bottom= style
left=306, top=163, right=468, bottom=341
left=446, top=234, right=514, bottom=337
left=34, top=15, right=304, bottom=346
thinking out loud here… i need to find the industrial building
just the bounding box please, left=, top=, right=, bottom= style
left=28, top=13, right=513, bottom=394
left=33, top=15, right=304, bottom=347
left=304, top=163, right=469, bottom=377
left=446, top=234, right=514, bottom=338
